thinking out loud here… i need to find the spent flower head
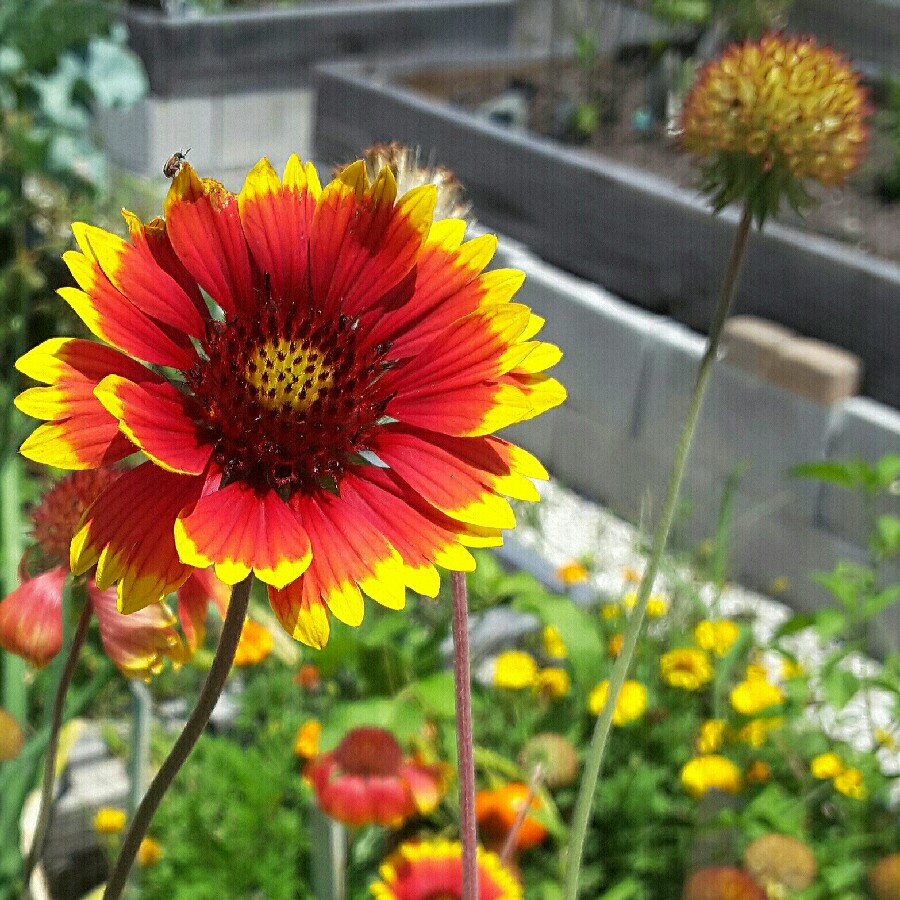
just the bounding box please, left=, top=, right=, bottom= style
left=679, top=33, right=870, bottom=222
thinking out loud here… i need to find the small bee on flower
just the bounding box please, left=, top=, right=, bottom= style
left=163, top=148, right=190, bottom=179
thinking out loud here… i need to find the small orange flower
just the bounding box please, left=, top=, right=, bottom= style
left=745, top=760, right=771, bottom=784
left=372, top=839, right=521, bottom=899
left=306, top=726, right=449, bottom=827
left=556, top=561, right=588, bottom=585
left=232, top=618, right=274, bottom=666
left=293, top=719, right=321, bottom=760
left=621, top=565, right=642, bottom=584
left=660, top=648, right=713, bottom=690
left=136, top=837, right=163, bottom=866
left=0, top=709, right=24, bottom=762
left=475, top=783, right=547, bottom=852
left=680, top=33, right=870, bottom=219
left=294, top=662, right=321, bottom=689
left=607, top=633, right=624, bottom=658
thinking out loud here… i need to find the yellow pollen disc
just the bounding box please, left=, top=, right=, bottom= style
left=244, top=338, right=333, bottom=415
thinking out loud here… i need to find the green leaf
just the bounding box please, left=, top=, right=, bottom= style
left=873, top=515, right=900, bottom=557
left=862, top=584, right=900, bottom=619
left=790, top=459, right=880, bottom=493
left=810, top=608, right=848, bottom=642
left=875, top=454, right=900, bottom=489
left=821, top=667, right=860, bottom=708
left=410, top=672, right=456, bottom=719
left=510, top=593, right=604, bottom=690
left=774, top=612, right=817, bottom=639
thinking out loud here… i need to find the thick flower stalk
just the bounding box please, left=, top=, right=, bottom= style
left=14, top=157, right=564, bottom=649
left=679, top=33, right=869, bottom=221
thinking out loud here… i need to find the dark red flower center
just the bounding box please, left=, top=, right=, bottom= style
left=186, top=297, right=393, bottom=496
left=333, top=727, right=404, bottom=776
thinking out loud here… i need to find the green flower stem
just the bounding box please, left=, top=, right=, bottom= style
left=103, top=574, right=253, bottom=900
left=1, top=451, right=26, bottom=724
left=20, top=590, right=92, bottom=898
left=451, top=570, right=478, bottom=900
left=563, top=202, right=754, bottom=899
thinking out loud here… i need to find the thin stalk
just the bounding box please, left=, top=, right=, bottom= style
left=451, top=570, right=478, bottom=900
left=1, top=452, right=26, bottom=724
left=20, top=596, right=92, bottom=898
left=103, top=574, right=253, bottom=900
left=562, top=203, right=753, bottom=899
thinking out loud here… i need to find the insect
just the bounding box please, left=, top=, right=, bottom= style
left=163, top=148, right=191, bottom=178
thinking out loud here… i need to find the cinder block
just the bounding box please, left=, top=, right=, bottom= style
left=767, top=337, right=862, bottom=404
left=817, top=398, right=900, bottom=546
left=146, top=95, right=217, bottom=178
left=503, top=246, right=650, bottom=431
left=722, top=315, right=794, bottom=378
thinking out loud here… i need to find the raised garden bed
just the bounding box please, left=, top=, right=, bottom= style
left=314, top=52, right=900, bottom=407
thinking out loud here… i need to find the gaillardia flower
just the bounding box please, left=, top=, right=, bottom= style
left=307, top=726, right=450, bottom=827
left=0, top=471, right=221, bottom=678
left=475, top=783, right=548, bottom=851
left=679, top=33, right=869, bottom=220
left=16, top=157, right=564, bottom=648
left=660, top=648, right=713, bottom=691
left=372, top=839, right=521, bottom=900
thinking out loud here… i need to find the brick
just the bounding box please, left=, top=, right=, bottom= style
left=767, top=338, right=862, bottom=404
left=722, top=315, right=794, bottom=378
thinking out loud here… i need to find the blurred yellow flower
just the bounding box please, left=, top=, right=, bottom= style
left=646, top=596, right=669, bottom=618
left=93, top=807, right=126, bottom=835
left=542, top=625, right=567, bottom=659
left=834, top=767, right=867, bottom=800
left=745, top=760, right=771, bottom=784
left=137, top=837, right=163, bottom=866
left=730, top=679, right=784, bottom=716
left=588, top=679, right=647, bottom=725
left=601, top=603, right=621, bottom=620
left=623, top=591, right=638, bottom=610
left=781, top=658, right=804, bottom=680
left=736, top=717, right=783, bottom=748
left=556, top=561, right=589, bottom=585
left=232, top=618, right=274, bottom=667
left=810, top=752, right=845, bottom=780
left=694, top=620, right=739, bottom=656
left=660, top=648, right=713, bottom=691
left=769, top=576, right=790, bottom=596
left=608, top=633, right=624, bottom=658
left=294, top=719, right=322, bottom=760
left=534, top=667, right=571, bottom=700
left=621, top=565, right=642, bottom=583
left=493, top=651, right=538, bottom=690
left=697, top=719, right=727, bottom=754
left=875, top=728, right=898, bottom=751
left=681, top=755, right=742, bottom=800
left=744, top=661, right=768, bottom=682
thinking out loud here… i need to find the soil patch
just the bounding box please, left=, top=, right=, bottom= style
left=405, top=56, right=900, bottom=265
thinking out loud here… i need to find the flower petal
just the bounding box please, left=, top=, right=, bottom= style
left=94, top=374, right=212, bottom=475
left=0, top=567, right=65, bottom=667
left=310, top=163, right=435, bottom=318
left=89, top=581, right=182, bottom=680
left=174, top=482, right=312, bottom=588
left=267, top=579, right=331, bottom=650
left=238, top=155, right=319, bottom=304
left=175, top=568, right=229, bottom=656
left=71, top=463, right=211, bottom=613
left=163, top=163, right=256, bottom=319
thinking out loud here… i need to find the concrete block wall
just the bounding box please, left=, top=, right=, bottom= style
left=495, top=239, right=900, bottom=656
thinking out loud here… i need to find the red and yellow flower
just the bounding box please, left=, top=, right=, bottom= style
left=0, top=471, right=223, bottom=678
left=306, top=726, right=450, bottom=827
left=15, top=156, right=564, bottom=648
left=475, top=783, right=548, bottom=852
left=371, top=839, right=521, bottom=900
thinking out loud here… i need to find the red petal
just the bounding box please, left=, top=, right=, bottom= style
left=267, top=579, right=331, bottom=649
left=163, top=164, right=257, bottom=319
left=94, top=375, right=212, bottom=475
left=71, top=463, right=212, bottom=613
left=175, top=568, right=229, bottom=655
left=175, top=482, right=312, bottom=588
left=0, top=567, right=65, bottom=667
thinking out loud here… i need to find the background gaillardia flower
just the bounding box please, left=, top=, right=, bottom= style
left=15, top=156, right=565, bottom=648
left=306, top=726, right=449, bottom=828
left=679, top=33, right=870, bottom=221
left=372, top=839, right=522, bottom=900
left=680, top=754, right=743, bottom=799
left=660, top=648, right=713, bottom=691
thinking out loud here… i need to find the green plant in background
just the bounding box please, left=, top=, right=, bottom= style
left=875, top=77, right=900, bottom=203
left=0, top=1, right=146, bottom=892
